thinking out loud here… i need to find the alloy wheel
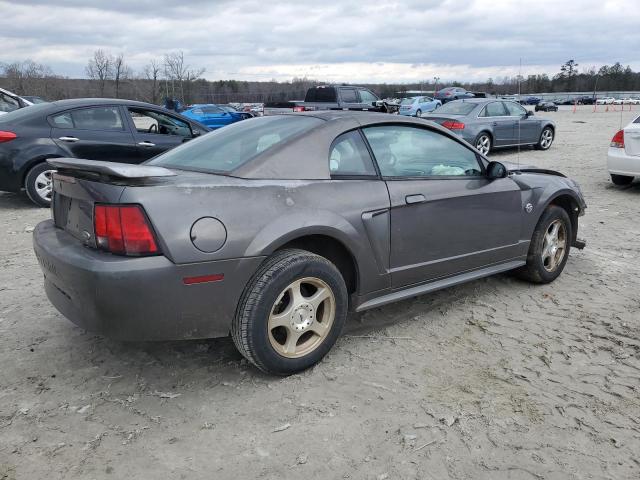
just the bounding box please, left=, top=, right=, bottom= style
left=541, top=219, right=567, bottom=272
left=268, top=277, right=336, bottom=358
left=476, top=135, right=491, bottom=155
left=540, top=129, right=553, bottom=149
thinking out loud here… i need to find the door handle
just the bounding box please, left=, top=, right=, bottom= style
left=138, top=141, right=156, bottom=147
left=58, top=136, right=79, bottom=142
left=405, top=194, right=426, bottom=204
left=492, top=122, right=499, bottom=126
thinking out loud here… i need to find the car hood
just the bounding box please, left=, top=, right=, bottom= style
left=502, top=161, right=566, bottom=177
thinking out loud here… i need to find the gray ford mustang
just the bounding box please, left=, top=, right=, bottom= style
left=425, top=98, right=556, bottom=155
left=33, top=111, right=586, bottom=375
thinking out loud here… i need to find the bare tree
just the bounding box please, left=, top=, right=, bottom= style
left=163, top=51, right=205, bottom=103
left=142, top=59, right=162, bottom=104
left=86, top=49, right=113, bottom=96
left=112, top=53, right=131, bottom=98
left=0, top=60, right=54, bottom=96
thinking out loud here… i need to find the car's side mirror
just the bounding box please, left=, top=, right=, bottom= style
left=486, top=161, right=508, bottom=179
left=524, top=110, right=533, bottom=117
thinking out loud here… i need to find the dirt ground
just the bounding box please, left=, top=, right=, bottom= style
left=1, top=106, right=639, bottom=480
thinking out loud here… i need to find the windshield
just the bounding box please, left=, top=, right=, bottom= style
left=148, top=115, right=323, bottom=174
left=436, top=101, right=477, bottom=115
left=400, top=98, right=416, bottom=105
left=0, top=103, right=50, bottom=123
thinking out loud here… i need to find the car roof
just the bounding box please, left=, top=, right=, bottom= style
left=233, top=111, right=481, bottom=180
left=48, top=98, right=162, bottom=109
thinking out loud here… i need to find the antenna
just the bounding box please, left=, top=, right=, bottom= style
left=517, top=58, right=522, bottom=169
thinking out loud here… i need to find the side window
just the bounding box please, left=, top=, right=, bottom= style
left=504, top=101, right=526, bottom=116
left=128, top=108, right=192, bottom=137
left=329, top=130, right=377, bottom=177
left=362, top=125, right=482, bottom=178
left=358, top=89, right=378, bottom=104
left=202, top=106, right=224, bottom=114
left=50, top=112, right=73, bottom=128
left=480, top=102, right=507, bottom=117
left=340, top=88, right=358, bottom=103
left=51, top=107, right=124, bottom=131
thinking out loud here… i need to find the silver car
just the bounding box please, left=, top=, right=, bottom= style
left=425, top=98, right=555, bottom=155
left=33, top=112, right=585, bottom=375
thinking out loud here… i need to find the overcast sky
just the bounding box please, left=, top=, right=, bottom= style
left=1, top=0, right=639, bottom=83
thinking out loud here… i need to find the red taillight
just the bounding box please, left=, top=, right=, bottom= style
left=445, top=91, right=452, bottom=96
left=292, top=105, right=306, bottom=112
left=442, top=120, right=465, bottom=130
left=94, top=205, right=158, bottom=256
left=0, top=131, right=17, bottom=143
left=610, top=129, right=624, bottom=148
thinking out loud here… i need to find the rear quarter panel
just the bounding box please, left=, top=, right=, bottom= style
left=119, top=177, right=392, bottom=295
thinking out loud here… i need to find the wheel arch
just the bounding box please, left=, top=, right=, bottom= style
left=275, top=234, right=359, bottom=294
left=21, top=154, right=63, bottom=186
left=541, top=192, right=581, bottom=243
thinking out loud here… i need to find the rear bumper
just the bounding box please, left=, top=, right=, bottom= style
left=607, top=147, right=640, bottom=177
left=33, top=220, right=265, bottom=341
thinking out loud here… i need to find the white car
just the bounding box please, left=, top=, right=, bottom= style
left=0, top=87, right=34, bottom=115
left=607, top=115, right=640, bottom=185
left=596, top=97, right=615, bottom=105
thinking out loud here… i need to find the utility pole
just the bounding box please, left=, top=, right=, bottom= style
left=433, top=76, right=440, bottom=94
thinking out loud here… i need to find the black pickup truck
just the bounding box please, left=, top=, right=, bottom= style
left=290, top=85, right=398, bottom=113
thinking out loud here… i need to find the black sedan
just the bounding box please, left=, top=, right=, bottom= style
left=0, top=99, right=209, bottom=206
left=535, top=101, right=559, bottom=112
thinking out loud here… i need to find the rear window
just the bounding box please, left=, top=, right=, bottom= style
left=0, top=103, right=50, bottom=124
left=436, top=102, right=477, bottom=115
left=400, top=98, right=416, bottom=105
left=305, top=87, right=336, bottom=102
left=148, top=115, right=323, bottom=174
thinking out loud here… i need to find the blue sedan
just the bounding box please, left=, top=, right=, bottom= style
left=398, top=96, right=442, bottom=117
left=181, top=104, right=247, bottom=129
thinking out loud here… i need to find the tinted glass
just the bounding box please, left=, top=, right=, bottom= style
left=128, top=108, right=191, bottom=137
left=202, top=106, right=224, bottom=114
left=358, top=89, right=378, bottom=104
left=149, top=116, right=323, bottom=174
left=329, top=130, right=376, bottom=176
left=363, top=125, right=482, bottom=177
left=480, top=102, right=507, bottom=117
left=52, top=107, right=124, bottom=131
left=435, top=102, right=477, bottom=115
left=504, top=102, right=526, bottom=116
left=305, top=87, right=336, bottom=102
left=340, top=88, right=358, bottom=103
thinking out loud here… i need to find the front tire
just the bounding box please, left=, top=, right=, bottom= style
left=610, top=174, right=634, bottom=185
left=517, top=205, right=571, bottom=284
left=25, top=163, right=55, bottom=207
left=474, top=132, right=492, bottom=156
left=535, top=127, right=554, bottom=150
left=231, top=249, right=348, bottom=375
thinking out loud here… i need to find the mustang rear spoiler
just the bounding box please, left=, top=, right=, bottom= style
left=47, top=158, right=176, bottom=178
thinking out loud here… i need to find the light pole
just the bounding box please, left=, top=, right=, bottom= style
left=433, top=76, right=440, bottom=94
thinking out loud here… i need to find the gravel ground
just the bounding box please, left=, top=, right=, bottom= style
left=1, top=106, right=639, bottom=480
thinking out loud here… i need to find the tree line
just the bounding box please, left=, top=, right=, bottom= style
left=2, top=53, right=640, bottom=105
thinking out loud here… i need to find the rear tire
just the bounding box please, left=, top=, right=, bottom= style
left=25, top=163, right=55, bottom=208
left=535, top=127, right=554, bottom=150
left=610, top=174, right=634, bottom=185
left=231, top=249, right=348, bottom=375
left=517, top=205, right=572, bottom=284
left=474, top=132, right=492, bottom=156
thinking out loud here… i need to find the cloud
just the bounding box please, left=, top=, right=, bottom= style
left=0, top=0, right=639, bottom=82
